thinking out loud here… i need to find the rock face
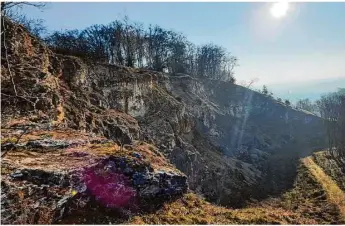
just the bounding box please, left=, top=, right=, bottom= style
left=166, top=76, right=325, bottom=155
left=1, top=126, right=187, bottom=224
left=1, top=17, right=327, bottom=213
left=72, top=65, right=326, bottom=205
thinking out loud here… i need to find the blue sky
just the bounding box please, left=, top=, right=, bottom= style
left=21, top=2, right=345, bottom=102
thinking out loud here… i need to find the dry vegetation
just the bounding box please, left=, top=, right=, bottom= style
left=127, top=192, right=314, bottom=224
left=2, top=120, right=344, bottom=224
left=302, top=156, right=345, bottom=222
left=312, top=151, right=345, bottom=191
left=126, top=151, right=345, bottom=225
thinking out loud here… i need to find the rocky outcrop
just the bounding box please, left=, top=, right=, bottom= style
left=1, top=123, right=187, bottom=224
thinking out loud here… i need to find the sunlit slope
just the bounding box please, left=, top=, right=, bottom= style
left=303, top=156, right=345, bottom=221
left=128, top=150, right=345, bottom=225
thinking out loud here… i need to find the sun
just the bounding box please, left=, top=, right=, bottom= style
left=270, top=2, right=289, bottom=19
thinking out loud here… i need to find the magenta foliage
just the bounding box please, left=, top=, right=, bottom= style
left=81, top=165, right=137, bottom=209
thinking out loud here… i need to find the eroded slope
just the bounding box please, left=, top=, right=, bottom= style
left=1, top=17, right=327, bottom=210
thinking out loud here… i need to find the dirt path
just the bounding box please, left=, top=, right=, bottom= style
left=302, top=156, right=345, bottom=221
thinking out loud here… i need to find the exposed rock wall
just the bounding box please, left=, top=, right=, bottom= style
left=166, top=75, right=325, bottom=157
left=1, top=17, right=327, bottom=208
left=68, top=61, right=326, bottom=206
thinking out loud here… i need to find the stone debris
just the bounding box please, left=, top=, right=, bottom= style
left=26, top=139, right=70, bottom=150
left=1, top=128, right=188, bottom=224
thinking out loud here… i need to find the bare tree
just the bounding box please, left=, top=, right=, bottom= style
left=296, top=98, right=315, bottom=112
left=45, top=15, right=239, bottom=81
left=1, top=2, right=46, bottom=17
left=316, top=89, right=345, bottom=166
left=242, top=78, right=259, bottom=89
left=1, top=2, right=47, bottom=38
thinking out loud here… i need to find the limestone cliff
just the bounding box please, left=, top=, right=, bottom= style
left=1, top=16, right=327, bottom=215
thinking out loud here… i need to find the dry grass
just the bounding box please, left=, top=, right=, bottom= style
left=87, top=142, right=121, bottom=155
left=127, top=193, right=314, bottom=225
left=1, top=127, right=101, bottom=144
left=134, top=142, right=181, bottom=173
left=312, top=151, right=345, bottom=191
left=2, top=118, right=345, bottom=224
left=1, top=126, right=180, bottom=177
left=302, top=156, right=345, bottom=222
left=127, top=154, right=345, bottom=225
left=266, top=163, right=339, bottom=224
left=1, top=136, right=18, bottom=144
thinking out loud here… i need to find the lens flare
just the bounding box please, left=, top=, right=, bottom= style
left=270, top=2, right=289, bottom=19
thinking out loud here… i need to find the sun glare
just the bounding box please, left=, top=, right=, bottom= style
left=270, top=2, right=289, bottom=19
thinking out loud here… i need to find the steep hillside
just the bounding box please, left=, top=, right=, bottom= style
left=129, top=154, right=345, bottom=224
left=2, top=125, right=343, bottom=224
left=1, top=16, right=327, bottom=206
left=2, top=17, right=342, bottom=225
